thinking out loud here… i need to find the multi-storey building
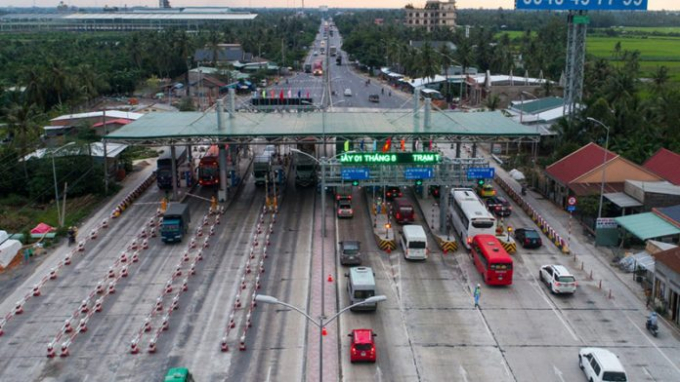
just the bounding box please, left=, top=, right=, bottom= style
left=404, top=0, right=457, bottom=32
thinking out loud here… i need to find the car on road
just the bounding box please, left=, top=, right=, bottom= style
left=514, top=227, right=542, bottom=249
left=539, top=264, right=577, bottom=294
left=337, top=196, right=353, bottom=218
left=339, top=240, right=361, bottom=265
left=313, top=50, right=319, bottom=56
left=477, top=184, right=496, bottom=198
left=344, top=88, right=352, bottom=97
left=349, top=329, right=377, bottom=363
left=485, top=196, right=512, bottom=217
left=579, top=348, right=628, bottom=382
left=369, top=94, right=380, bottom=103
left=385, top=186, right=403, bottom=201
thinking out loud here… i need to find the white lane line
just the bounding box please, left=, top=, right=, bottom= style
left=624, top=313, right=680, bottom=375
left=265, top=365, right=272, bottom=382
left=553, top=365, right=566, bottom=382
left=458, top=365, right=469, bottom=382
left=526, top=269, right=580, bottom=342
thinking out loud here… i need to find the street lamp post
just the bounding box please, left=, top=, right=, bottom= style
left=256, top=294, right=387, bottom=382
left=51, top=142, right=76, bottom=227
left=290, top=148, right=355, bottom=319
left=587, top=117, right=611, bottom=220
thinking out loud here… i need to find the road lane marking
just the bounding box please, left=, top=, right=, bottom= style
left=553, top=365, right=566, bottom=382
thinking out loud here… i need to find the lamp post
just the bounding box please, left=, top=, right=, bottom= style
left=290, top=148, right=355, bottom=319
left=586, top=117, right=611, bottom=220
left=256, top=294, right=387, bottom=382
left=51, top=142, right=76, bottom=227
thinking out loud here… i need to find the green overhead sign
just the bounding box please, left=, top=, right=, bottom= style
left=339, top=152, right=441, bottom=165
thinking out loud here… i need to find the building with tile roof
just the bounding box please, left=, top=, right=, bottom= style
left=644, top=148, right=680, bottom=186
left=650, top=245, right=680, bottom=326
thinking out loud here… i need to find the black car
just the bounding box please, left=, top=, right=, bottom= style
left=385, top=186, right=403, bottom=201
left=514, top=228, right=542, bottom=249
left=485, top=196, right=512, bottom=217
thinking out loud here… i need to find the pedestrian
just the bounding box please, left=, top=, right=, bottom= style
left=381, top=88, right=384, bottom=95
left=473, top=284, right=481, bottom=308
left=388, top=90, right=392, bottom=97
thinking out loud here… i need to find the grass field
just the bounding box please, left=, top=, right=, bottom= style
left=587, top=35, right=680, bottom=81
left=612, top=26, right=680, bottom=34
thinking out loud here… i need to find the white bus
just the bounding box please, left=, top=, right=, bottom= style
left=449, top=188, right=496, bottom=248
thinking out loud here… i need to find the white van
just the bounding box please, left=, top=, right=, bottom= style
left=347, top=267, right=378, bottom=311
left=400, top=225, right=428, bottom=260
left=579, top=348, right=628, bottom=382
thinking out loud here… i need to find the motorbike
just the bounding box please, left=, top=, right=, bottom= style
left=646, top=312, right=659, bottom=337
left=521, top=186, right=527, bottom=196
left=67, top=228, right=77, bottom=245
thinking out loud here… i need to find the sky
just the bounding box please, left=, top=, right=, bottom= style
left=0, top=0, right=677, bottom=11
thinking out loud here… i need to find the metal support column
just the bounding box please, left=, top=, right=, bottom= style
left=170, top=145, right=178, bottom=201
left=440, top=186, right=449, bottom=232
left=564, top=11, right=588, bottom=119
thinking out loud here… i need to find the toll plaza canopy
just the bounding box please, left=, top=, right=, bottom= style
left=104, top=110, right=540, bottom=144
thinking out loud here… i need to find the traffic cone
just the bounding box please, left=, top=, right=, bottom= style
left=234, top=298, right=241, bottom=309
left=77, top=241, right=85, bottom=252
left=96, top=282, right=104, bottom=294
left=15, top=301, right=24, bottom=315
left=47, top=343, right=56, bottom=358
left=130, top=339, right=139, bottom=354
left=64, top=255, right=72, bottom=266
left=171, top=295, right=179, bottom=311
left=182, top=280, right=189, bottom=292
left=142, top=239, right=148, bottom=250
left=190, top=238, right=196, bottom=249
left=144, top=318, right=152, bottom=332
left=108, top=282, right=116, bottom=294
left=101, top=219, right=109, bottom=229
left=190, top=264, right=196, bottom=276
left=94, top=298, right=103, bottom=313
left=78, top=318, right=87, bottom=333
left=229, top=314, right=236, bottom=328
left=203, top=238, right=210, bottom=248
left=174, top=265, right=182, bottom=277
left=165, top=282, right=173, bottom=294
left=49, top=268, right=58, bottom=280
left=80, top=300, right=89, bottom=314
left=64, top=320, right=73, bottom=333
left=148, top=339, right=157, bottom=353
left=150, top=228, right=157, bottom=238
left=108, top=267, right=116, bottom=278
left=121, top=265, right=129, bottom=278
left=161, top=315, right=169, bottom=331
left=155, top=298, right=163, bottom=312
left=60, top=343, right=70, bottom=357
left=90, top=230, right=97, bottom=240
left=131, top=252, right=139, bottom=263
left=139, top=229, right=147, bottom=239
left=221, top=337, right=229, bottom=352
left=130, top=240, right=138, bottom=251
left=327, top=274, right=334, bottom=283
left=210, top=226, right=215, bottom=236
left=120, top=253, right=128, bottom=263
left=32, top=284, right=41, bottom=297
left=197, top=228, right=203, bottom=237
left=239, top=335, right=246, bottom=351
left=197, top=251, right=203, bottom=261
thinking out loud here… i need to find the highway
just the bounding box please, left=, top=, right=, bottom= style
left=0, top=19, right=678, bottom=382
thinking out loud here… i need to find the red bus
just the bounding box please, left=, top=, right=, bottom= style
left=198, top=145, right=220, bottom=186
left=470, top=235, right=513, bottom=286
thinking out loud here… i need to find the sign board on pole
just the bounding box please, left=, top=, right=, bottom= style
left=596, top=217, right=618, bottom=229
left=467, top=167, right=495, bottom=180
left=404, top=168, right=434, bottom=180
left=515, top=0, right=647, bottom=11
left=341, top=168, right=370, bottom=180
left=568, top=196, right=577, bottom=206
left=339, top=152, right=440, bottom=165
left=567, top=205, right=576, bottom=212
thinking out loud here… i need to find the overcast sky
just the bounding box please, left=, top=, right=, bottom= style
left=0, top=0, right=676, bottom=11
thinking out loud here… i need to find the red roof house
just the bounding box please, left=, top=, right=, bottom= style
left=644, top=148, right=680, bottom=185
left=545, top=142, right=618, bottom=186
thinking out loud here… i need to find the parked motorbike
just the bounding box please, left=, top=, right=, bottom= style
left=67, top=226, right=77, bottom=246
left=521, top=186, right=527, bottom=196
left=646, top=312, right=659, bottom=337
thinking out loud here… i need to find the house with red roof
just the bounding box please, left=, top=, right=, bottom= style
left=545, top=142, right=662, bottom=208
left=644, top=148, right=680, bottom=186
left=92, top=118, right=133, bottom=136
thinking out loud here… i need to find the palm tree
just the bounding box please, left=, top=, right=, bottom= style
left=455, top=38, right=474, bottom=75
left=46, top=57, right=70, bottom=106
left=417, top=42, right=439, bottom=81
left=5, top=102, right=43, bottom=179
left=650, top=66, right=670, bottom=94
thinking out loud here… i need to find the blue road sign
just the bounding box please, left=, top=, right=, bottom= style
left=404, top=168, right=434, bottom=180
left=467, top=167, right=495, bottom=180
left=515, top=0, right=647, bottom=11
left=567, top=206, right=576, bottom=212
left=342, top=167, right=370, bottom=180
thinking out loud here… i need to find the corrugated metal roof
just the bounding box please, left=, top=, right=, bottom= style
left=626, top=180, right=680, bottom=196
left=615, top=213, right=680, bottom=241
left=604, top=192, right=643, bottom=208
left=656, top=205, right=680, bottom=226
left=51, top=110, right=144, bottom=122
left=512, top=97, right=565, bottom=114
left=64, top=13, right=257, bottom=21
left=104, top=110, right=539, bottom=141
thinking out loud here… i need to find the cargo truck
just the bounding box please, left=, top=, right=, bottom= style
left=253, top=153, right=272, bottom=186
left=295, top=138, right=317, bottom=187
left=330, top=46, right=337, bottom=56
left=161, top=203, right=190, bottom=243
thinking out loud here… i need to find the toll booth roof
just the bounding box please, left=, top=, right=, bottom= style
left=104, top=111, right=539, bottom=142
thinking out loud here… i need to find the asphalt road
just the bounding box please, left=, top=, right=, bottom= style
left=0, top=20, right=679, bottom=382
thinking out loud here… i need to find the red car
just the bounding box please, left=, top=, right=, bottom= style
left=349, top=329, right=377, bottom=363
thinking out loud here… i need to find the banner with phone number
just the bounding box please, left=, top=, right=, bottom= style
left=515, top=0, right=647, bottom=11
